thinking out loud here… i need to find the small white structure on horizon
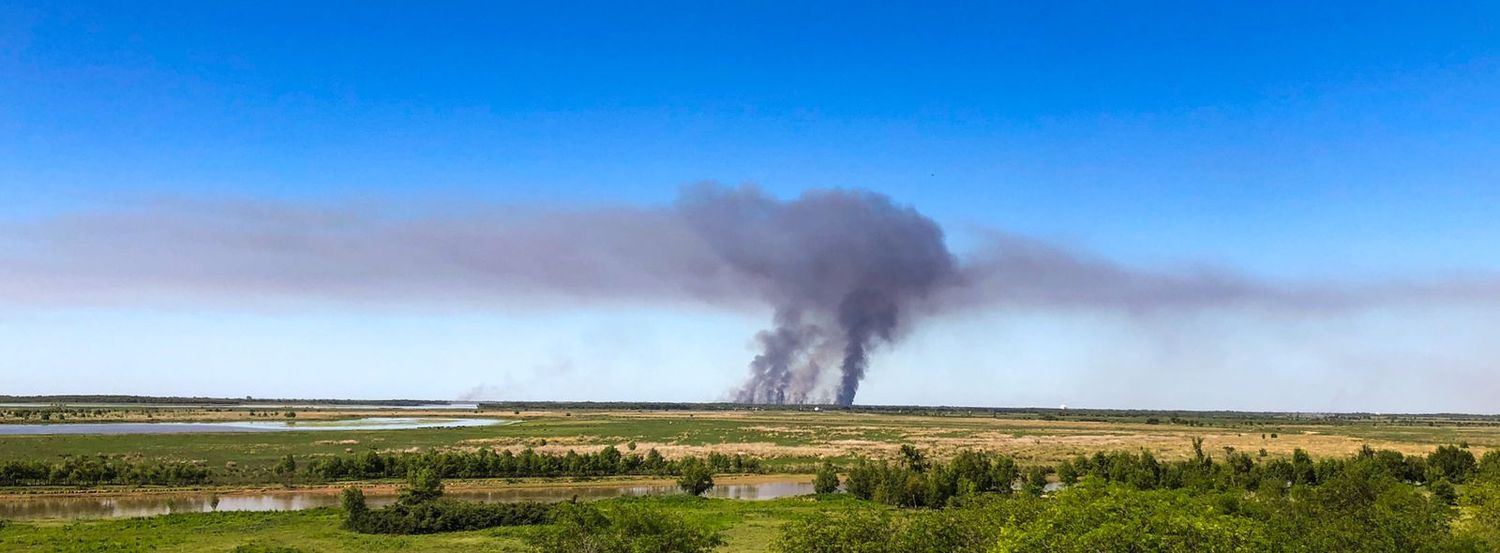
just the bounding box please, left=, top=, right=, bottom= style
left=1059, top=404, right=1068, bottom=410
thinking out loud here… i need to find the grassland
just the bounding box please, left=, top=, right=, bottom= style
left=4, top=405, right=1497, bottom=478
left=0, top=495, right=851, bottom=552
left=3, top=403, right=1499, bottom=552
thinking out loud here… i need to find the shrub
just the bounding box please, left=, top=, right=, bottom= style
left=1459, top=480, right=1500, bottom=548
left=842, top=449, right=1022, bottom=507
left=677, top=459, right=714, bottom=496
left=0, top=456, right=210, bottom=487
left=774, top=497, right=1037, bottom=553
left=343, top=472, right=551, bottom=534
left=339, top=487, right=367, bottom=522
left=994, top=479, right=1270, bottom=552
left=344, top=498, right=554, bottom=534
left=1271, top=462, right=1462, bottom=552
left=528, top=502, right=723, bottom=553
left=774, top=508, right=898, bottom=553
left=301, top=447, right=759, bottom=482
left=1431, top=479, right=1457, bottom=505
left=814, top=461, right=841, bottom=494
left=1429, top=445, right=1477, bottom=483
left=398, top=468, right=444, bottom=505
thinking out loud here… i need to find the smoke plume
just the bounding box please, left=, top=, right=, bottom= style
left=675, top=185, right=956, bottom=404
left=2, top=184, right=1496, bottom=405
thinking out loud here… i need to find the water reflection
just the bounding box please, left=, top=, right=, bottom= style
left=0, top=417, right=509, bottom=436
left=0, top=480, right=816, bottom=520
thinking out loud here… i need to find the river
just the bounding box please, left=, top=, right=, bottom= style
left=0, top=417, right=510, bottom=435
left=0, top=479, right=816, bottom=520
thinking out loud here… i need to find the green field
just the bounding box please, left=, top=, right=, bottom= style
left=4, top=403, right=1500, bottom=552
left=4, top=406, right=1497, bottom=478
left=0, top=495, right=847, bottom=552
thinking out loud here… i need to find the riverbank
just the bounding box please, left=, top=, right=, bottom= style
left=0, top=494, right=852, bottom=553
left=0, top=474, right=816, bottom=520
left=0, top=473, right=811, bottom=498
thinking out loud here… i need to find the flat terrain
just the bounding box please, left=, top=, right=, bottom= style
left=3, top=405, right=1497, bottom=477
left=2, top=402, right=1497, bottom=552
left=0, top=495, right=851, bottom=552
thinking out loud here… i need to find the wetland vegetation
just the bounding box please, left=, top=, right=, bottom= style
left=3, top=400, right=1500, bottom=551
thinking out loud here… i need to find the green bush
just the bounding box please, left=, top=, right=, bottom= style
left=779, top=467, right=1470, bottom=553
left=993, top=479, right=1270, bottom=552
left=339, top=487, right=368, bottom=523
left=341, top=473, right=551, bottom=535
left=1431, top=479, right=1457, bottom=505
left=303, top=446, right=762, bottom=482
left=344, top=498, right=554, bottom=534
left=397, top=468, right=444, bottom=505
left=1429, top=445, right=1477, bottom=483
left=774, top=508, right=899, bottom=553
left=843, top=450, right=1021, bottom=507
left=1459, top=479, right=1500, bottom=548
left=1270, top=462, right=1463, bottom=553
left=814, top=461, right=841, bottom=494
left=677, top=458, right=715, bottom=496
left=774, top=496, right=1038, bottom=553
left=527, top=501, right=723, bottom=553
left=0, top=456, right=210, bottom=486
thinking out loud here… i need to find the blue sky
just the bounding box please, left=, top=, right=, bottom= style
left=2, top=2, right=1498, bottom=411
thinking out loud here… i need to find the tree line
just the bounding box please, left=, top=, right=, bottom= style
left=324, top=440, right=1500, bottom=552
left=778, top=442, right=1500, bottom=552
left=832, top=441, right=1497, bottom=509
left=0, top=456, right=210, bottom=486
left=301, top=446, right=762, bottom=481
left=0, top=447, right=758, bottom=488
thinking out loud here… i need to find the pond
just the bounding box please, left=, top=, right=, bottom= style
left=0, top=479, right=817, bottom=520
left=0, top=417, right=511, bottom=435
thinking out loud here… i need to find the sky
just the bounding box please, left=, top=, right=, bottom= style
left=2, top=2, right=1498, bottom=412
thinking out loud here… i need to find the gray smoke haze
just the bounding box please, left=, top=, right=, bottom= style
left=1, top=184, right=1495, bottom=405
left=675, top=186, right=956, bottom=404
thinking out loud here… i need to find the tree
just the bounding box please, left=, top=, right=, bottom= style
left=1477, top=450, right=1500, bottom=480
left=644, top=448, right=667, bottom=472
left=899, top=444, right=928, bottom=473
left=1430, top=479, right=1457, bottom=505
left=340, top=487, right=368, bottom=527
left=845, top=460, right=879, bottom=500
left=398, top=468, right=444, bottom=505
left=528, top=502, right=723, bottom=553
left=1429, top=445, right=1476, bottom=483
left=274, top=454, right=297, bottom=484
left=814, top=461, right=841, bottom=494
left=606, top=503, right=724, bottom=552
left=1023, top=467, right=1048, bottom=496
left=1056, top=460, right=1079, bottom=485
left=1460, top=480, right=1500, bottom=548
left=773, top=509, right=899, bottom=553
left=677, top=458, right=715, bottom=496
left=992, top=456, right=1020, bottom=494
left=992, top=480, right=1270, bottom=552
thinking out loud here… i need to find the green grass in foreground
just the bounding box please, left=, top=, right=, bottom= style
left=0, top=495, right=864, bottom=553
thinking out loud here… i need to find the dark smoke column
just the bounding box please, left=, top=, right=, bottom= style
left=676, top=184, right=957, bottom=406
left=835, top=289, right=899, bottom=405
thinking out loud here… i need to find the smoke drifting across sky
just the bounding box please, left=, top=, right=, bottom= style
left=1, top=184, right=1495, bottom=405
